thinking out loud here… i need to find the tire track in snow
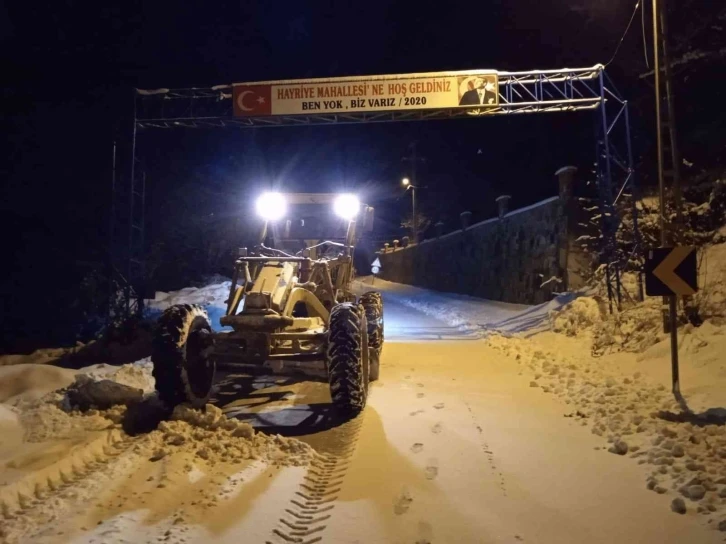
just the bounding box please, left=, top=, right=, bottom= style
left=0, top=430, right=143, bottom=543
left=266, top=414, right=365, bottom=544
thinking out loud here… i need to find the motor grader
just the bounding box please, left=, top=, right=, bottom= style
left=151, top=192, right=383, bottom=416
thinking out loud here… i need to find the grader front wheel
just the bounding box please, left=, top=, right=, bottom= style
left=326, top=302, right=369, bottom=416
left=151, top=304, right=215, bottom=408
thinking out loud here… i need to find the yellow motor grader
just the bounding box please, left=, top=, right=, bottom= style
left=151, top=192, right=383, bottom=416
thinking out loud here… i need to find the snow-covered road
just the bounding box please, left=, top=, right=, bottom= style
left=2, top=279, right=724, bottom=543
left=317, top=342, right=707, bottom=543
left=209, top=283, right=719, bottom=543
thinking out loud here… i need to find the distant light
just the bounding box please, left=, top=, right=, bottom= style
left=256, top=192, right=287, bottom=221
left=402, top=178, right=410, bottom=186
left=333, top=194, right=360, bottom=220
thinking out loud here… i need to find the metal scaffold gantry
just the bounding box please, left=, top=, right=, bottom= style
left=112, top=64, right=641, bottom=318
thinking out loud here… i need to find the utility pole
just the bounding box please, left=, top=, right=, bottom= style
left=411, top=182, right=417, bottom=244
left=652, top=0, right=683, bottom=398
left=412, top=142, right=417, bottom=244
left=654, top=0, right=683, bottom=241
left=109, top=140, right=117, bottom=318
left=110, top=140, right=117, bottom=255
left=659, top=0, right=683, bottom=231
left=402, top=142, right=426, bottom=244
left=653, top=0, right=666, bottom=248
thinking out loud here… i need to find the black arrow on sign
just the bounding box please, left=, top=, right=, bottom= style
left=645, top=247, right=697, bottom=297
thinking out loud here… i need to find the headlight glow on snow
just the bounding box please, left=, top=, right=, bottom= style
left=333, top=194, right=360, bottom=220
left=255, top=192, right=287, bottom=221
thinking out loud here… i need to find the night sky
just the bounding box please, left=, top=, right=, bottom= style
left=1, top=0, right=656, bottom=350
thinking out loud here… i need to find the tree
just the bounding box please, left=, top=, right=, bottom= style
left=400, top=212, right=431, bottom=239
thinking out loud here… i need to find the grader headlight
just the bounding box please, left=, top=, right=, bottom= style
left=255, top=192, right=287, bottom=221
left=333, top=194, right=360, bottom=220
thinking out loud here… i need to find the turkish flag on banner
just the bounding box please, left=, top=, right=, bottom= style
left=233, top=85, right=272, bottom=116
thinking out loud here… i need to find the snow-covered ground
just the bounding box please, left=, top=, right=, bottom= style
left=2, top=261, right=726, bottom=542
left=0, top=361, right=317, bottom=544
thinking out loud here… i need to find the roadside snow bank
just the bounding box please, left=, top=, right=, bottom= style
left=696, top=243, right=726, bottom=317
left=0, top=359, right=155, bottom=408
left=0, top=348, right=76, bottom=367
left=3, top=359, right=313, bottom=467
left=2, top=360, right=154, bottom=445
left=19, top=400, right=122, bottom=443
left=1, top=283, right=233, bottom=369
left=550, top=243, right=726, bottom=356
left=0, top=360, right=315, bottom=532
left=145, top=281, right=233, bottom=332
left=553, top=294, right=666, bottom=355
left=485, top=331, right=726, bottom=523
left=0, top=364, right=77, bottom=403
left=146, top=281, right=231, bottom=311
left=522, top=243, right=726, bottom=523
left=551, top=296, right=607, bottom=336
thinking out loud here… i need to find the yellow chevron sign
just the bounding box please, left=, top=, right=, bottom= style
left=645, top=247, right=697, bottom=296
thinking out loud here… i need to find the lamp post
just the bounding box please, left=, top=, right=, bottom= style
left=402, top=177, right=418, bottom=244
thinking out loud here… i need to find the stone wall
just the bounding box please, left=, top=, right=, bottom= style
left=377, top=167, right=582, bottom=305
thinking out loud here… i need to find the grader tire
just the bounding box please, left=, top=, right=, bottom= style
left=360, top=291, right=384, bottom=381
left=327, top=302, right=369, bottom=416
left=152, top=304, right=215, bottom=409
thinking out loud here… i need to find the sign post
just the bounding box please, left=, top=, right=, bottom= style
left=371, top=257, right=382, bottom=284
left=644, top=246, right=697, bottom=397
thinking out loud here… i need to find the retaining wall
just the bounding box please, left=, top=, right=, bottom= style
left=377, top=167, right=583, bottom=305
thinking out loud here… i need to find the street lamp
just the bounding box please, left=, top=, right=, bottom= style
left=401, top=177, right=417, bottom=244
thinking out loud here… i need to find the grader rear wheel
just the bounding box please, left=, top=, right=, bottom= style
left=360, top=291, right=384, bottom=381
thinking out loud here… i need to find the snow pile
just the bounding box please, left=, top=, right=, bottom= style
left=6, top=366, right=138, bottom=443
left=693, top=243, right=726, bottom=318
left=0, top=359, right=155, bottom=411
left=551, top=296, right=606, bottom=337
left=0, top=364, right=78, bottom=404
left=11, top=398, right=314, bottom=470
left=0, top=347, right=74, bottom=367
left=147, top=282, right=231, bottom=312
left=145, top=281, right=233, bottom=332
left=550, top=242, right=726, bottom=356
left=0, top=359, right=316, bottom=535
left=148, top=404, right=315, bottom=467
left=4, top=360, right=314, bottom=468
left=553, top=295, right=665, bottom=356
left=18, top=401, right=120, bottom=443
left=485, top=332, right=726, bottom=520
left=77, top=358, right=156, bottom=393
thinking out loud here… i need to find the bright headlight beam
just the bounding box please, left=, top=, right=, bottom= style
left=256, top=192, right=287, bottom=221
left=333, top=194, right=360, bottom=220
